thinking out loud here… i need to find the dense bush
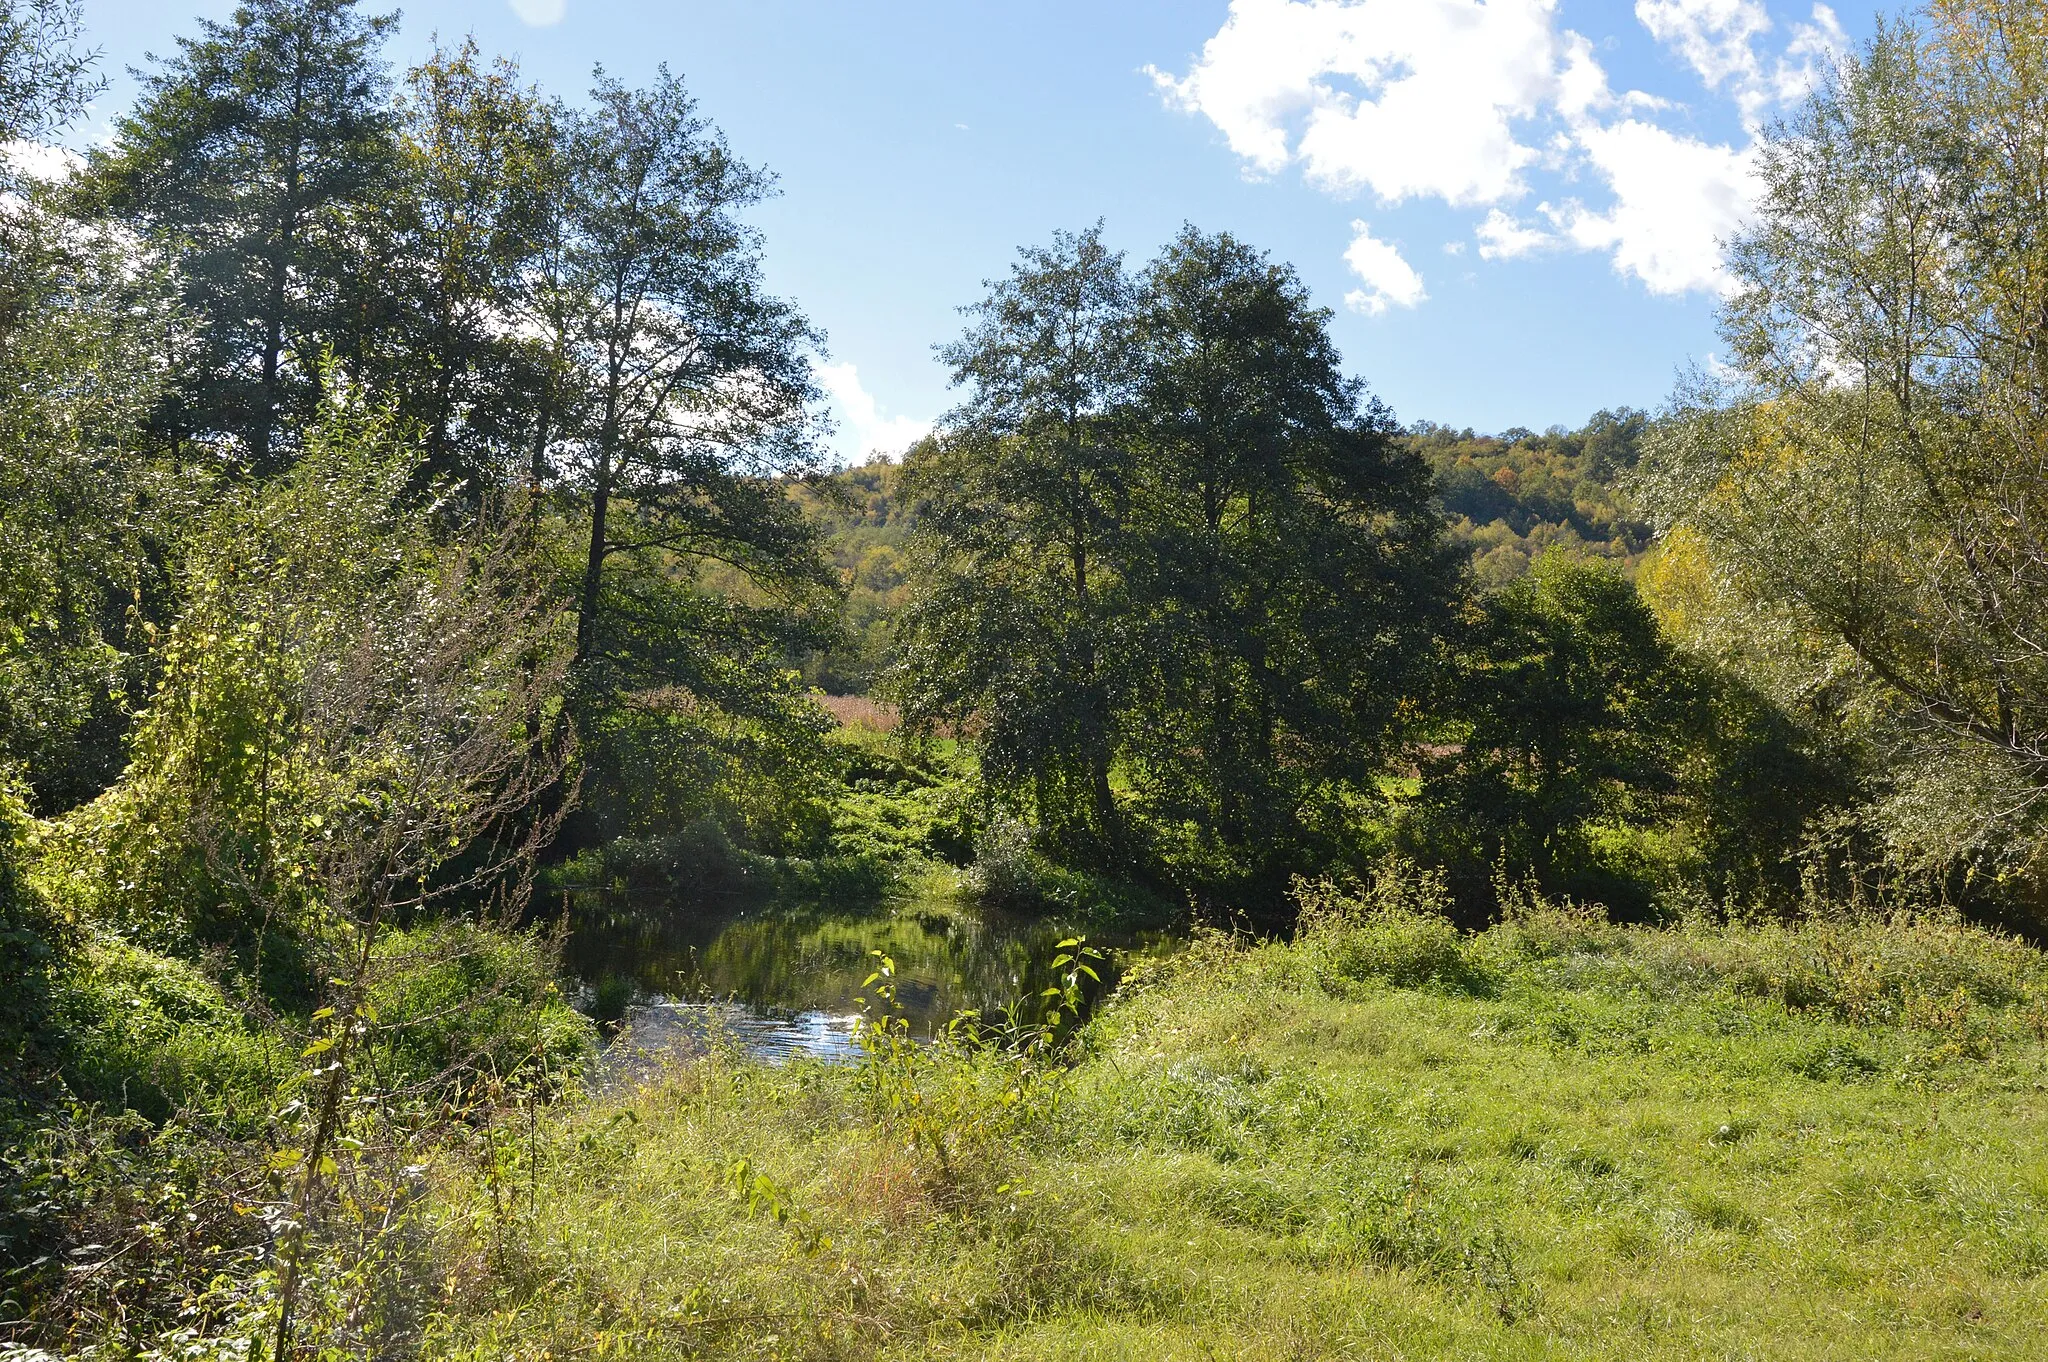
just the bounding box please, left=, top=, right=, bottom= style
left=1295, top=863, right=1488, bottom=993
left=50, top=936, right=277, bottom=1123
left=367, top=921, right=592, bottom=1090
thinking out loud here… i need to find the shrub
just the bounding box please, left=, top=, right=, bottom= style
left=367, top=921, right=592, bottom=1090
left=968, top=819, right=1169, bottom=927
left=1296, top=861, right=1488, bottom=992
left=556, top=819, right=763, bottom=899
left=52, top=935, right=275, bottom=1124
left=1476, top=877, right=1623, bottom=965
left=1640, top=911, right=2048, bottom=1029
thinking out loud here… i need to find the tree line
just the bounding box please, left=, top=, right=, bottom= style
left=11, top=0, right=2048, bottom=936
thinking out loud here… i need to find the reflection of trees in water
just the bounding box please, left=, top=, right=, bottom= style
left=559, top=889, right=1101, bottom=1032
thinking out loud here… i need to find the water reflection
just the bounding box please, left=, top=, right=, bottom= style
left=603, top=1002, right=865, bottom=1079
left=557, top=885, right=1130, bottom=1064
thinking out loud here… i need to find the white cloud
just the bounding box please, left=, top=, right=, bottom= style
left=1636, top=0, right=1771, bottom=94
left=1342, top=221, right=1427, bottom=315
left=3, top=139, right=82, bottom=181
left=1635, top=0, right=1844, bottom=124
left=818, top=362, right=930, bottom=463
left=508, top=0, right=567, bottom=27
left=1554, top=119, right=1756, bottom=294
left=1147, top=0, right=1564, bottom=207
left=1150, top=0, right=1839, bottom=304
left=1475, top=208, right=1557, bottom=260
left=1773, top=5, right=1848, bottom=107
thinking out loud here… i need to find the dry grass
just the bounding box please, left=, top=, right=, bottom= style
left=815, top=693, right=900, bottom=732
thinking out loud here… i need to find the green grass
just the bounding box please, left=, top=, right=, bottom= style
left=416, top=885, right=2048, bottom=1361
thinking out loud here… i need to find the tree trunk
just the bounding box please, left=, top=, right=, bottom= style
left=575, top=447, right=609, bottom=664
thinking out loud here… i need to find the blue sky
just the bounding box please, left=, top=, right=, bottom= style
left=68, top=0, right=1885, bottom=461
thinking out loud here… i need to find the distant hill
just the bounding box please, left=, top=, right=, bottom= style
left=790, top=458, right=913, bottom=695
left=1402, top=408, right=1652, bottom=590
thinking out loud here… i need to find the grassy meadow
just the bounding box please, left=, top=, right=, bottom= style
left=417, top=877, right=2048, bottom=1361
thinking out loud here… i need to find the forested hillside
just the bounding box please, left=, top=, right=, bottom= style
left=4, top=1, right=2048, bottom=1358
left=1410, top=410, right=1652, bottom=587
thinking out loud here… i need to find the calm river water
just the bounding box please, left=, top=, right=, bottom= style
left=557, top=883, right=1149, bottom=1066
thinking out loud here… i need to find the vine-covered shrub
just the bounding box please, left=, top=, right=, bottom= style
left=368, top=922, right=592, bottom=1089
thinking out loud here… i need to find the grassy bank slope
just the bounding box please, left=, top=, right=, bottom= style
left=427, top=884, right=2048, bottom=1361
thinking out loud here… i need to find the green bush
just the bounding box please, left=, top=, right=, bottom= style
left=825, top=730, right=979, bottom=864
left=1296, top=862, right=1489, bottom=993
left=556, top=819, right=764, bottom=898
left=367, top=921, right=592, bottom=1090
left=1632, top=911, right=2048, bottom=1029
left=52, top=935, right=276, bottom=1124
left=969, top=819, right=1170, bottom=927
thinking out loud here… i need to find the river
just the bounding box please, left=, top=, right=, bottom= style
left=556, top=878, right=1159, bottom=1067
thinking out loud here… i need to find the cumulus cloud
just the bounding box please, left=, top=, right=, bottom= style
left=1635, top=0, right=1845, bottom=123
left=1636, top=0, right=1772, bottom=98
left=1147, top=0, right=1563, bottom=206
left=1150, top=0, right=1840, bottom=304
left=1555, top=119, right=1756, bottom=295
left=818, top=362, right=930, bottom=463
left=508, top=0, right=567, bottom=27
left=1475, top=208, right=1557, bottom=261
left=1342, top=221, right=1426, bottom=315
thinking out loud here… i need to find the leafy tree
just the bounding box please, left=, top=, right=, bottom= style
left=45, top=393, right=570, bottom=967
left=0, top=4, right=185, bottom=813
left=1402, top=558, right=1696, bottom=913
left=1406, top=556, right=1853, bottom=917
left=897, top=226, right=1137, bottom=855
left=498, top=67, right=840, bottom=847
left=366, top=40, right=555, bottom=491
left=1120, top=228, right=1454, bottom=893
left=903, top=226, right=1456, bottom=900
left=1640, top=0, right=2048, bottom=896
left=522, top=68, right=832, bottom=670
left=84, top=0, right=397, bottom=469
left=0, top=204, right=185, bottom=812
left=0, top=0, right=100, bottom=147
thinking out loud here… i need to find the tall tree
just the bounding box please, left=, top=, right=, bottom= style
left=1640, top=0, right=2048, bottom=890
left=534, top=67, right=830, bottom=681
left=1122, top=228, right=1453, bottom=883
left=897, top=226, right=1137, bottom=854
left=0, top=0, right=185, bottom=813
left=84, top=0, right=396, bottom=470
left=368, top=41, right=555, bottom=491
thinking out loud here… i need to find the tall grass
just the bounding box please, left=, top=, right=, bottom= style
left=405, top=870, right=2048, bottom=1360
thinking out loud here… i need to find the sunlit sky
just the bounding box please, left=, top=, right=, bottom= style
left=67, top=0, right=1885, bottom=461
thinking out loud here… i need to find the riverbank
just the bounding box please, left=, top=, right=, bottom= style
left=422, top=878, right=2048, bottom=1361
